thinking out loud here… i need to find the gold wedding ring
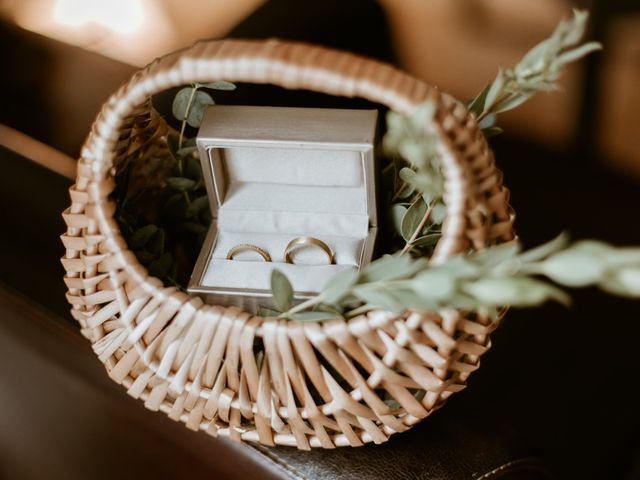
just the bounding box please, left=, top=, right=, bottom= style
left=284, top=236, right=334, bottom=265
left=226, top=244, right=272, bottom=262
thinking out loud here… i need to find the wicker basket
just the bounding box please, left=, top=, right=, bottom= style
left=61, top=39, right=514, bottom=449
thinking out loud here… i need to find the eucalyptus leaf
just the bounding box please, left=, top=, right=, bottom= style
left=148, top=252, right=173, bottom=278
left=184, top=157, right=203, bottom=181
left=166, top=177, right=197, bottom=191
left=360, top=255, right=428, bottom=283
left=290, top=311, right=340, bottom=322
left=484, top=68, right=506, bottom=111
left=467, top=83, right=491, bottom=117
left=482, top=126, right=504, bottom=139
left=165, top=192, right=185, bottom=209
left=130, top=224, right=158, bottom=249
left=600, top=268, right=640, bottom=297
left=398, top=167, right=417, bottom=184
left=411, top=268, right=457, bottom=302
left=257, top=307, right=281, bottom=317
left=321, top=269, right=360, bottom=304
left=401, top=197, right=428, bottom=241
left=186, top=195, right=209, bottom=219
left=200, top=80, right=237, bottom=91
left=464, top=276, right=570, bottom=307
left=431, top=202, right=447, bottom=224
left=471, top=241, right=521, bottom=268
left=354, top=285, right=438, bottom=312
left=147, top=228, right=165, bottom=257
left=491, top=93, right=533, bottom=115
left=182, top=222, right=208, bottom=234
left=390, top=204, right=408, bottom=237
left=412, top=233, right=441, bottom=248
left=271, top=269, right=294, bottom=312
left=517, top=232, right=570, bottom=263
left=478, top=113, right=497, bottom=129
left=135, top=250, right=156, bottom=264
left=351, top=285, right=407, bottom=312
left=177, top=146, right=198, bottom=159
left=542, top=244, right=608, bottom=287
left=172, top=87, right=215, bottom=128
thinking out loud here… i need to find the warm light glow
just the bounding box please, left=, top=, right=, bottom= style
left=53, top=0, right=143, bottom=34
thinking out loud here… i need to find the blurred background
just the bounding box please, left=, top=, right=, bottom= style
left=1, top=1, right=640, bottom=479
left=1, top=0, right=639, bottom=174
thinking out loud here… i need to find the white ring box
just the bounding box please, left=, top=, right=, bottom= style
left=187, top=105, right=378, bottom=311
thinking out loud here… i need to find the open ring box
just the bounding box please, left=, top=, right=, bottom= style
left=187, top=105, right=379, bottom=311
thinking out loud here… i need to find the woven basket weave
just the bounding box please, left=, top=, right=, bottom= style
left=61, top=39, right=514, bottom=449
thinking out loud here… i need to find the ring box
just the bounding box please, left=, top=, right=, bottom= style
left=187, top=105, right=378, bottom=311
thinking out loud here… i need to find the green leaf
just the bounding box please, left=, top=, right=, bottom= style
left=166, top=177, right=197, bottom=191
left=541, top=242, right=609, bottom=287
left=600, top=268, right=640, bottom=297
left=491, top=93, right=533, bottom=115
left=401, top=197, right=428, bottom=241
left=411, top=268, right=457, bottom=302
left=437, top=255, right=481, bottom=278
left=182, top=222, right=208, bottom=234
left=130, top=224, right=158, bottom=249
left=135, top=250, right=156, bottom=264
left=478, top=113, right=497, bottom=129
left=200, top=80, right=236, bottom=91
left=147, top=228, right=165, bottom=256
left=271, top=269, right=294, bottom=312
left=186, top=195, right=209, bottom=219
left=390, top=204, right=407, bottom=237
left=172, top=87, right=215, bottom=128
left=412, top=233, right=441, bottom=248
left=148, top=252, right=173, bottom=278
left=165, top=192, right=185, bottom=209
left=463, top=276, right=570, bottom=307
left=360, top=255, right=428, bottom=283
left=431, top=202, right=447, bottom=224
left=557, top=42, right=602, bottom=65
left=517, top=232, right=570, bottom=263
left=484, top=68, right=506, bottom=112
left=471, top=241, right=521, bottom=268
left=398, top=166, right=417, bottom=185
left=177, top=146, right=198, bottom=159
left=321, top=269, right=359, bottom=304
left=257, top=307, right=281, bottom=317
left=482, top=126, right=504, bottom=139
left=353, top=285, right=438, bottom=312
left=290, top=311, right=340, bottom=322
left=467, top=83, right=491, bottom=117
left=184, top=157, right=203, bottom=181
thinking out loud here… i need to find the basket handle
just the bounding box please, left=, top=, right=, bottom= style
left=76, top=38, right=500, bottom=261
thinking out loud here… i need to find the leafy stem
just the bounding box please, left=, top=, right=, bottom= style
left=178, top=85, right=199, bottom=151
left=469, top=9, right=601, bottom=129
left=400, top=202, right=434, bottom=256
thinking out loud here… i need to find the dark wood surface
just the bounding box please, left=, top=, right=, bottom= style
left=0, top=285, right=290, bottom=480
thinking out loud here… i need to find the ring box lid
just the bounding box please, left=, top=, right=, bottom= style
left=196, top=105, right=378, bottom=228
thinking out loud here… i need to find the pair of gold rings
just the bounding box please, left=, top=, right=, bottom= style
left=226, top=236, right=334, bottom=265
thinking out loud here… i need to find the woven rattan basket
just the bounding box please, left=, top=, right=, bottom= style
left=61, top=38, right=514, bottom=449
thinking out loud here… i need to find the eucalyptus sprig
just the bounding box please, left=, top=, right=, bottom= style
left=384, top=103, right=446, bottom=257
left=272, top=234, right=640, bottom=321
left=468, top=9, right=601, bottom=128
left=114, top=80, right=235, bottom=288
left=268, top=9, right=612, bottom=321
left=172, top=81, right=236, bottom=150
